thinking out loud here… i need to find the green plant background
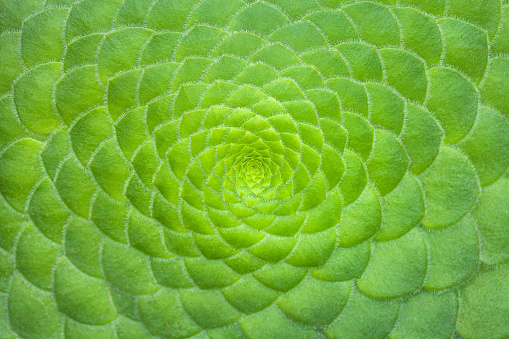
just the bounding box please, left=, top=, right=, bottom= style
left=1, top=0, right=509, bottom=338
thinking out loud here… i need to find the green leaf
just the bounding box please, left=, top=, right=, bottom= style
left=2, top=1, right=509, bottom=337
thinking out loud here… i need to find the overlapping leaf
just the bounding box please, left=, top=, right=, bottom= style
left=1, top=0, right=509, bottom=338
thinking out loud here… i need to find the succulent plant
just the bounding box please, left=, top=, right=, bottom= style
left=1, top=0, right=509, bottom=338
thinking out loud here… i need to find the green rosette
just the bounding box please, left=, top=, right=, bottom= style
left=1, top=0, right=509, bottom=338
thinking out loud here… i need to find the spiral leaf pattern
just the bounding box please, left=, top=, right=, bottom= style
left=1, top=0, right=509, bottom=338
